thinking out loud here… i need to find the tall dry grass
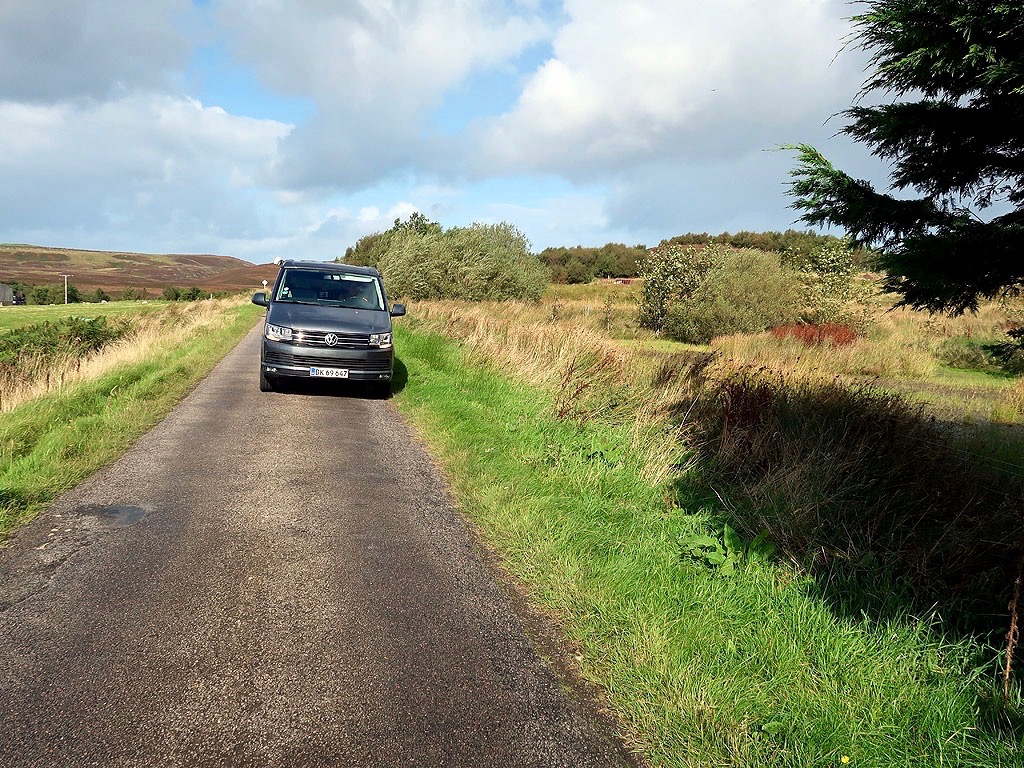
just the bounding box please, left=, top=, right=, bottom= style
left=0, top=299, right=245, bottom=414
left=408, top=300, right=694, bottom=483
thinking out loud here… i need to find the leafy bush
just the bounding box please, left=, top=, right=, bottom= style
left=349, top=216, right=548, bottom=302
left=637, top=242, right=726, bottom=331
left=771, top=323, right=858, bottom=346
left=640, top=245, right=802, bottom=343
left=119, top=286, right=147, bottom=301
left=343, top=212, right=443, bottom=267
left=799, top=239, right=871, bottom=326
left=0, top=316, right=131, bottom=367
left=664, top=250, right=803, bottom=343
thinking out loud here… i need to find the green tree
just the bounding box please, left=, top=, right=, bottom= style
left=340, top=212, right=443, bottom=266
left=162, top=286, right=181, bottom=301
left=369, top=220, right=548, bottom=301
left=564, top=257, right=592, bottom=284
left=29, top=286, right=52, bottom=305
left=637, top=243, right=726, bottom=331
left=787, top=1, right=1024, bottom=314
left=120, top=286, right=146, bottom=301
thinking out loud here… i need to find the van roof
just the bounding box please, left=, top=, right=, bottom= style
left=278, top=260, right=381, bottom=277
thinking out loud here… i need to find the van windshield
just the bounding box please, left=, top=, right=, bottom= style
left=274, top=269, right=384, bottom=310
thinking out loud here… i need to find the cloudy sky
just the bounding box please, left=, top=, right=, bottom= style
left=0, top=0, right=882, bottom=264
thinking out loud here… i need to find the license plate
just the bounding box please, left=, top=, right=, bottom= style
left=310, top=367, right=349, bottom=378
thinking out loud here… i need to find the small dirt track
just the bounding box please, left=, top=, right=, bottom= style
left=0, top=327, right=631, bottom=768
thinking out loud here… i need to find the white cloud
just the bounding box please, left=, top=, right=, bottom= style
left=218, top=0, right=546, bottom=105
left=473, top=0, right=862, bottom=177
left=0, top=0, right=882, bottom=259
left=215, top=0, right=550, bottom=189
left=386, top=201, right=420, bottom=221
left=0, top=0, right=196, bottom=102
left=358, top=206, right=382, bottom=223
left=0, top=94, right=290, bottom=246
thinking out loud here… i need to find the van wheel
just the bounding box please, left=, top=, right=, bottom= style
left=259, top=368, right=274, bottom=392
left=373, top=382, right=391, bottom=399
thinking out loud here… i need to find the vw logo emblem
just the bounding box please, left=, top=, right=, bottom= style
left=324, top=333, right=339, bottom=347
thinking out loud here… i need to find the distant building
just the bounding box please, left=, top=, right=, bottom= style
left=0, top=284, right=13, bottom=305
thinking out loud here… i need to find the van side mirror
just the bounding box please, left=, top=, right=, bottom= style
left=390, top=303, right=406, bottom=317
left=252, top=292, right=268, bottom=307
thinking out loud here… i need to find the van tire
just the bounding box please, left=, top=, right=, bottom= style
left=259, top=368, right=274, bottom=392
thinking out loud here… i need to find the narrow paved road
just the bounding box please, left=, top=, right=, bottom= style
left=0, top=326, right=632, bottom=768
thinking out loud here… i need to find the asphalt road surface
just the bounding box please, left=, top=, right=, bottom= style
left=0, top=326, right=634, bottom=768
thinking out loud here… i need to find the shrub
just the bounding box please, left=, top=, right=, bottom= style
left=179, top=286, right=205, bottom=301
left=0, top=316, right=131, bottom=364
left=799, top=239, right=870, bottom=326
left=637, top=242, right=726, bottom=331
left=771, top=323, right=858, bottom=346
left=658, top=249, right=803, bottom=343
left=357, top=219, right=548, bottom=302
left=343, top=212, right=443, bottom=267
left=119, top=286, right=146, bottom=301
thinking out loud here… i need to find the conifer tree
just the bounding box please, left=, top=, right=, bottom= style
left=788, top=1, right=1024, bottom=314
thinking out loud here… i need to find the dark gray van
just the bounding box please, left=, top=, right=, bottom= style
left=252, top=260, right=405, bottom=396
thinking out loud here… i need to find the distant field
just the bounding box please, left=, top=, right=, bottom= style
left=0, top=301, right=164, bottom=333
left=0, top=243, right=278, bottom=293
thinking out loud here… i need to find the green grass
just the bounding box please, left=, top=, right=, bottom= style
left=618, top=338, right=712, bottom=355
left=392, top=324, right=1022, bottom=768
left=0, top=302, right=263, bottom=535
left=0, top=301, right=165, bottom=333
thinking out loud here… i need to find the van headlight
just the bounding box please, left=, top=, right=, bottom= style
left=265, top=323, right=293, bottom=342
left=369, top=332, right=392, bottom=349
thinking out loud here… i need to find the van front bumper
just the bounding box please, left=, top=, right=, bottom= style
left=261, top=339, right=394, bottom=381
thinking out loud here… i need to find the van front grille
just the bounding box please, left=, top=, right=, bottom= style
left=290, top=330, right=371, bottom=349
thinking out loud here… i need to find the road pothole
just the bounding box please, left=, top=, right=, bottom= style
left=75, top=504, right=150, bottom=528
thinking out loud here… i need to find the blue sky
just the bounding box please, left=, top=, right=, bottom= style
left=0, top=0, right=880, bottom=263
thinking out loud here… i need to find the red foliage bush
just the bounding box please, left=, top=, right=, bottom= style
left=771, top=323, right=857, bottom=346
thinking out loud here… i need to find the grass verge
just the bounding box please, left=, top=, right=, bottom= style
left=392, top=323, right=1022, bottom=768
left=0, top=301, right=263, bottom=536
